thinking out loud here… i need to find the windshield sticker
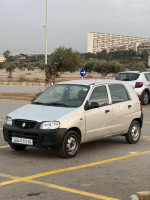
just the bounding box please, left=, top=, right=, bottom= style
left=83, top=88, right=88, bottom=91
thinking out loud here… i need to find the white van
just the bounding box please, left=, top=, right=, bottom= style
left=3, top=80, right=143, bottom=158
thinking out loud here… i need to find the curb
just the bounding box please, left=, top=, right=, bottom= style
left=0, top=82, right=45, bottom=86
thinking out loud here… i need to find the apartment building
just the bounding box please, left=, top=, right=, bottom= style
left=137, top=42, right=150, bottom=54
left=87, top=32, right=149, bottom=53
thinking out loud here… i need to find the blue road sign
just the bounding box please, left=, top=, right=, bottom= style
left=80, top=68, right=86, bottom=77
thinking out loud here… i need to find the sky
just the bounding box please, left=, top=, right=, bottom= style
left=0, top=0, right=150, bottom=54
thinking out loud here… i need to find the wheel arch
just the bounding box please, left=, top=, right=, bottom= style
left=141, top=88, right=150, bottom=98
left=131, top=118, right=143, bottom=128
left=66, top=127, right=82, bottom=142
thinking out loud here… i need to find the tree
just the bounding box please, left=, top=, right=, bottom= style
left=93, top=60, right=124, bottom=77
left=0, top=62, right=4, bottom=70
left=45, top=46, right=84, bottom=87
left=49, top=46, right=84, bottom=72
left=140, top=50, right=149, bottom=61
left=129, top=61, right=146, bottom=71
left=85, top=59, right=95, bottom=73
left=3, top=50, right=11, bottom=59
left=4, top=61, right=18, bottom=78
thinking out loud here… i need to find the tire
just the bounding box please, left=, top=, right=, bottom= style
left=9, top=143, right=27, bottom=151
left=59, top=130, right=80, bottom=158
left=141, top=91, right=149, bottom=105
left=125, top=121, right=141, bottom=144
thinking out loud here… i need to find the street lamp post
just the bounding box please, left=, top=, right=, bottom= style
left=45, top=0, right=48, bottom=65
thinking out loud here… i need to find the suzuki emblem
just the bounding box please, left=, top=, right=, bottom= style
left=22, top=123, right=26, bottom=127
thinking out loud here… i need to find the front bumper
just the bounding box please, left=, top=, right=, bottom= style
left=3, top=124, right=67, bottom=148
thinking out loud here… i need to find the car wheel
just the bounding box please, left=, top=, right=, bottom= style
left=141, top=91, right=149, bottom=105
left=59, top=130, right=80, bottom=158
left=9, top=143, right=27, bottom=151
left=125, top=121, right=141, bottom=144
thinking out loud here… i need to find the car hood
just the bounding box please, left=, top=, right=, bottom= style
left=8, top=104, right=76, bottom=122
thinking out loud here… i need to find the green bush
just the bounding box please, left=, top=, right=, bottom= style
left=18, top=76, right=27, bottom=82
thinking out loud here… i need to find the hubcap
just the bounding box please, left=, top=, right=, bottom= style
left=131, top=125, right=140, bottom=141
left=66, top=136, right=78, bottom=155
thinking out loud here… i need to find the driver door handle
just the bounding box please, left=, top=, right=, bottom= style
left=105, top=110, right=110, bottom=113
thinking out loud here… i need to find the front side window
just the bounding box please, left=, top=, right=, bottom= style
left=33, top=84, right=89, bottom=107
left=89, top=86, right=109, bottom=107
left=115, top=73, right=139, bottom=81
left=109, top=84, right=129, bottom=104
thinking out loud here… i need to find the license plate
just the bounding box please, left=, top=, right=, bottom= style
left=12, top=137, right=33, bottom=146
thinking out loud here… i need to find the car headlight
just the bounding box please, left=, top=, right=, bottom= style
left=5, top=116, right=13, bottom=126
left=40, top=121, right=60, bottom=129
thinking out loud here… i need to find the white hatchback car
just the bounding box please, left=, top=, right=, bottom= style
left=3, top=80, right=143, bottom=158
left=115, top=71, right=150, bottom=105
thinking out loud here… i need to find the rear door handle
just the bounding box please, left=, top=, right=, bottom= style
left=128, top=105, right=132, bottom=108
left=105, top=110, right=110, bottom=113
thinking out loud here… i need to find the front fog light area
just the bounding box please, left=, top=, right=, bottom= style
left=40, top=121, right=60, bottom=129
left=5, top=116, right=12, bottom=126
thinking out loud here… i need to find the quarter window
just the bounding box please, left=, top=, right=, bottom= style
left=109, top=84, right=129, bottom=104
left=144, top=73, right=150, bottom=82
left=89, top=86, right=109, bottom=107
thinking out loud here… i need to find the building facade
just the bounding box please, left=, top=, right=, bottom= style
left=0, top=55, right=6, bottom=63
left=137, top=42, right=150, bottom=54
left=87, top=32, right=149, bottom=53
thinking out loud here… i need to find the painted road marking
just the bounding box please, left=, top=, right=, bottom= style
left=0, top=150, right=150, bottom=187
left=141, top=136, right=150, bottom=140
left=0, top=145, right=9, bottom=149
left=144, top=121, right=150, bottom=124
left=0, top=173, right=118, bottom=200
left=28, top=180, right=119, bottom=200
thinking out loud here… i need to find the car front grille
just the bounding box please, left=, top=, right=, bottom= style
left=14, top=119, right=37, bottom=129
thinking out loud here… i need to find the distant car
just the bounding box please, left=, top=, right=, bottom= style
left=3, top=80, right=143, bottom=158
left=115, top=71, right=150, bottom=105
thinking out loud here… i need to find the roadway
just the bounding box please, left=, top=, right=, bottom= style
left=0, top=99, right=150, bottom=200
left=0, top=85, right=45, bottom=93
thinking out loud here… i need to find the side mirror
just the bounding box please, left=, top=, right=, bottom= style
left=31, top=98, right=35, bottom=103
left=84, top=100, right=100, bottom=110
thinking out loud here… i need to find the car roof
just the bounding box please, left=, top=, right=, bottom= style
left=119, top=71, right=140, bottom=74
left=56, top=79, right=127, bottom=86
left=119, top=71, right=150, bottom=74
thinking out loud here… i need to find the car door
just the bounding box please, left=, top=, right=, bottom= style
left=108, top=84, right=133, bottom=134
left=85, top=85, right=112, bottom=140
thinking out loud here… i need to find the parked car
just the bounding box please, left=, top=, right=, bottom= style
left=3, top=80, right=143, bottom=158
left=115, top=71, right=150, bottom=105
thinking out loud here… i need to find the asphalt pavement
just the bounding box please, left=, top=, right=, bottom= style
left=0, top=100, right=150, bottom=200
left=0, top=85, right=45, bottom=93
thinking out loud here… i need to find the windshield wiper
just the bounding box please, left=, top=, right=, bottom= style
left=31, top=102, right=45, bottom=105
left=44, top=102, right=71, bottom=107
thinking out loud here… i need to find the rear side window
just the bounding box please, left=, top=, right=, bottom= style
left=109, top=84, right=129, bottom=104
left=115, top=73, right=139, bottom=81
left=144, top=73, right=150, bottom=82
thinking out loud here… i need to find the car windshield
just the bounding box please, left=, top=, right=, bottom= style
left=115, top=73, right=140, bottom=81
left=32, top=84, right=89, bottom=107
